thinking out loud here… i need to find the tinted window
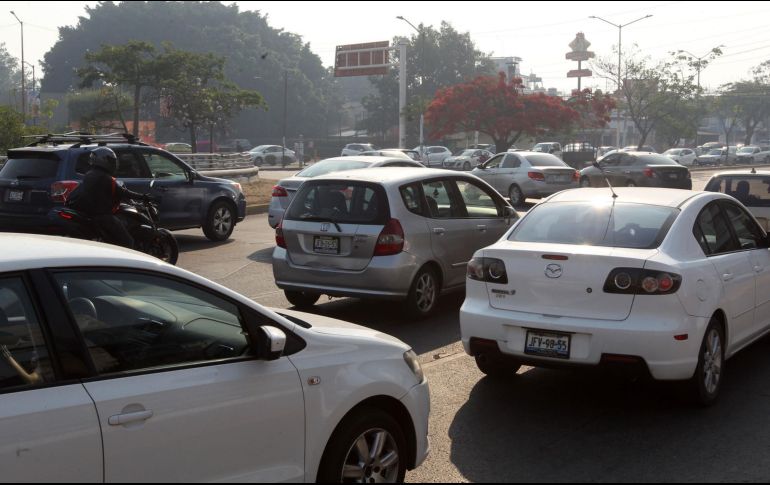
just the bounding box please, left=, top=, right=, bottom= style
left=502, top=154, right=521, bottom=168
left=141, top=151, right=187, bottom=180
left=287, top=181, right=387, bottom=225
left=400, top=183, right=424, bottom=216
left=0, top=153, right=60, bottom=179
left=455, top=179, right=507, bottom=218
left=115, top=152, right=151, bottom=178
left=510, top=202, right=678, bottom=249
left=723, top=203, right=765, bottom=250
left=525, top=154, right=567, bottom=167
left=705, top=176, right=770, bottom=207
left=54, top=272, right=247, bottom=375
left=636, top=154, right=679, bottom=166
left=297, top=160, right=371, bottom=177
left=695, top=203, right=739, bottom=255
left=422, top=180, right=460, bottom=218
left=0, top=278, right=54, bottom=391
left=483, top=154, right=505, bottom=169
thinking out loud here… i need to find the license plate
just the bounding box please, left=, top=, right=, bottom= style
left=524, top=330, right=571, bottom=359
left=7, top=190, right=23, bottom=202
left=313, top=236, right=340, bottom=255
left=668, top=173, right=678, bottom=179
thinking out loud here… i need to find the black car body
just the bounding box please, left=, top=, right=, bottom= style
left=0, top=134, right=246, bottom=241
left=580, top=151, right=692, bottom=189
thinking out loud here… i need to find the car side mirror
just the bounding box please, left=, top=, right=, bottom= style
left=254, top=326, right=286, bottom=361
left=503, top=205, right=517, bottom=225
left=149, top=179, right=155, bottom=189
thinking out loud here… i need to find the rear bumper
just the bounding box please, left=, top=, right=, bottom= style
left=272, top=247, right=419, bottom=299
left=0, top=212, right=65, bottom=235
left=523, top=181, right=578, bottom=198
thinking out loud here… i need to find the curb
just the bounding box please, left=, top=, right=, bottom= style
left=246, top=203, right=269, bottom=216
left=689, top=163, right=770, bottom=172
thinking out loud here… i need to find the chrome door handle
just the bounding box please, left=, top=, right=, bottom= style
left=477, top=225, right=487, bottom=232
left=108, top=410, right=154, bottom=426
left=432, top=228, right=446, bottom=235
left=722, top=273, right=734, bottom=282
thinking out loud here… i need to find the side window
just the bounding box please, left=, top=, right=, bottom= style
left=141, top=151, right=188, bottom=180
left=0, top=277, right=55, bottom=391
left=400, top=183, right=425, bottom=216
left=694, top=203, right=740, bottom=255
left=54, top=271, right=249, bottom=375
left=455, top=179, right=504, bottom=218
left=421, top=180, right=460, bottom=219
left=619, top=154, right=635, bottom=166
left=501, top=154, right=521, bottom=169
left=722, top=202, right=765, bottom=250
left=114, top=151, right=151, bottom=179
left=483, top=154, right=504, bottom=169
left=601, top=154, right=621, bottom=167
left=75, top=152, right=91, bottom=175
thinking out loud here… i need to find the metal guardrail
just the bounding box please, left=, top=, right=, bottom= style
left=175, top=153, right=254, bottom=170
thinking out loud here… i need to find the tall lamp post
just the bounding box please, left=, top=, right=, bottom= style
left=10, top=10, right=25, bottom=123
left=397, top=15, right=424, bottom=155
left=23, top=61, right=36, bottom=124
left=589, top=14, right=652, bottom=148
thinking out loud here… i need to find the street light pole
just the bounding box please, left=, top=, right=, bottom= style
left=23, top=61, right=35, bottom=124
left=282, top=69, right=288, bottom=166
left=397, top=15, right=423, bottom=154
left=10, top=11, right=25, bottom=123
left=589, top=14, right=652, bottom=148
left=681, top=50, right=715, bottom=92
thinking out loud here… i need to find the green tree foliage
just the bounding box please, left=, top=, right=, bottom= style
left=0, top=106, right=25, bottom=153
left=0, top=43, right=19, bottom=101
left=362, top=21, right=495, bottom=145
left=66, top=87, right=132, bottom=133
left=41, top=1, right=341, bottom=141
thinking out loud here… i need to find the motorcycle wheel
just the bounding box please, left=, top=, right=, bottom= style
left=146, top=228, right=179, bottom=265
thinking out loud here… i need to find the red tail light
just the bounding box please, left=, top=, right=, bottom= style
left=528, top=172, right=545, bottom=181
left=275, top=221, right=287, bottom=248
left=573, top=170, right=580, bottom=182
left=604, top=268, right=681, bottom=295
left=58, top=211, right=74, bottom=220
left=50, top=181, right=80, bottom=203
left=374, top=218, right=404, bottom=256
left=643, top=168, right=655, bottom=178
left=272, top=185, right=289, bottom=197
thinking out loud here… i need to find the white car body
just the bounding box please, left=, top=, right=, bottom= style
left=736, top=146, right=770, bottom=164
left=341, top=143, right=377, bottom=157
left=663, top=148, right=697, bottom=166
left=0, top=235, right=429, bottom=482
left=413, top=146, right=452, bottom=168
left=461, top=187, right=770, bottom=401
left=249, top=145, right=296, bottom=166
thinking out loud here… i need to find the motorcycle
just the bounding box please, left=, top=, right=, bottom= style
left=49, top=197, right=179, bottom=265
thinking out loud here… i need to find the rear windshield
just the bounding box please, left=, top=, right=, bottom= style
left=509, top=201, right=678, bottom=249
left=286, top=181, right=388, bottom=225
left=705, top=176, right=770, bottom=207
left=0, top=152, right=61, bottom=179
left=297, top=160, right=371, bottom=178
left=636, top=154, right=680, bottom=166
left=525, top=154, right=567, bottom=167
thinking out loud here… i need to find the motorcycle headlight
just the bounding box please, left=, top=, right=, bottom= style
left=403, top=350, right=424, bottom=383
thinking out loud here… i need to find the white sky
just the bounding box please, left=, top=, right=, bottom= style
left=2, top=1, right=769, bottom=93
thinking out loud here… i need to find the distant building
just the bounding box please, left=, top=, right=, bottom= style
left=490, top=56, right=522, bottom=81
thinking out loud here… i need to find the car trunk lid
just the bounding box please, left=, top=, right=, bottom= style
left=0, top=152, right=63, bottom=215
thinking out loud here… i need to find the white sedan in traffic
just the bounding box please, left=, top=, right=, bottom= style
left=461, top=187, right=770, bottom=405
left=0, top=234, right=429, bottom=482
left=663, top=148, right=697, bottom=166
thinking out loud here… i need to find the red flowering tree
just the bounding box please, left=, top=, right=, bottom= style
left=425, top=73, right=581, bottom=153
left=567, top=88, right=616, bottom=129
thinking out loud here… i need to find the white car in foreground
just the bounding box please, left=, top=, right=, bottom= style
left=461, top=187, right=770, bottom=405
left=0, top=235, right=429, bottom=482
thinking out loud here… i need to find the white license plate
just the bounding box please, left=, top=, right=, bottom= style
left=668, top=173, right=678, bottom=179
left=313, top=236, right=340, bottom=255
left=550, top=175, right=571, bottom=184
left=524, top=330, right=571, bottom=359
left=7, top=190, right=23, bottom=202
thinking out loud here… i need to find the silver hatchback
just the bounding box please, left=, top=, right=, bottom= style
left=272, top=168, right=518, bottom=317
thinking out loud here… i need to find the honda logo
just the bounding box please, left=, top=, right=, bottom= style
left=545, top=264, right=563, bottom=279
left=320, top=223, right=330, bottom=232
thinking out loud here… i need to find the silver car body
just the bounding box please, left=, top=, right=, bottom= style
left=250, top=145, right=296, bottom=166
left=268, top=156, right=423, bottom=228
left=471, top=151, right=578, bottom=203
left=414, top=146, right=452, bottom=168
left=273, top=168, right=517, bottom=300
left=442, top=149, right=493, bottom=171
left=341, top=143, right=377, bottom=157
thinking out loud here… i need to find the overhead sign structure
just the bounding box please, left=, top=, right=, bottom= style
left=566, top=32, right=595, bottom=90
left=334, top=41, right=391, bottom=77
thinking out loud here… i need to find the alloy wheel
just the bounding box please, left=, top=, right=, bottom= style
left=702, top=327, right=723, bottom=396
left=341, top=428, right=400, bottom=483
left=415, top=273, right=437, bottom=312
left=213, top=206, right=233, bottom=238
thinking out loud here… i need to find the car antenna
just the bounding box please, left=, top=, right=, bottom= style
left=592, top=161, right=618, bottom=199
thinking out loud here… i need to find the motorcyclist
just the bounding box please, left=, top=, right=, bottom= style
left=67, top=147, right=150, bottom=249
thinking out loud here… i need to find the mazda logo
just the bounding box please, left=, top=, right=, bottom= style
left=320, top=223, right=330, bottom=232
left=545, top=264, right=563, bottom=279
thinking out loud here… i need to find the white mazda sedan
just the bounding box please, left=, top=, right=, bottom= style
left=0, top=234, right=429, bottom=482
left=461, top=187, right=770, bottom=405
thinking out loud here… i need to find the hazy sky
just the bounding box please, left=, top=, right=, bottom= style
left=2, top=1, right=769, bottom=93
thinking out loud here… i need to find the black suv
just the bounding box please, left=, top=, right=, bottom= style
left=0, top=133, right=247, bottom=241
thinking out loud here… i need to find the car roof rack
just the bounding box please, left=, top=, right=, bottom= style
left=21, top=132, right=150, bottom=148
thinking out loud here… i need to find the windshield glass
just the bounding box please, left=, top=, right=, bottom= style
left=509, top=201, right=678, bottom=249
left=296, top=160, right=371, bottom=177
left=664, top=149, right=681, bottom=155
left=525, top=154, right=567, bottom=167
left=739, top=147, right=755, bottom=153
left=453, top=149, right=474, bottom=156
left=532, top=144, right=550, bottom=152
left=286, top=181, right=387, bottom=225
left=709, top=149, right=723, bottom=155
left=0, top=153, right=61, bottom=179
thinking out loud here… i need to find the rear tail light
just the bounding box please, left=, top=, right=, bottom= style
left=573, top=170, right=580, bottom=182
left=604, top=268, right=681, bottom=295
left=374, top=218, right=405, bottom=256
left=275, top=221, right=286, bottom=248
left=50, top=181, right=80, bottom=203
left=272, top=185, right=289, bottom=197
left=528, top=172, right=545, bottom=182
left=643, top=168, right=656, bottom=178
left=467, top=257, right=509, bottom=284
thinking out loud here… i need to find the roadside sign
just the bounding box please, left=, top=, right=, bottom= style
left=334, top=41, right=391, bottom=77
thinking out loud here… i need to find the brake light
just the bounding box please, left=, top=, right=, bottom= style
left=573, top=170, right=580, bottom=182
left=272, top=185, right=289, bottom=197
left=58, top=212, right=73, bottom=220
left=467, top=257, right=509, bottom=284
left=374, top=218, right=404, bottom=256
left=643, top=168, right=655, bottom=178
left=275, top=221, right=286, bottom=248
left=50, top=181, right=80, bottom=203
left=528, top=172, right=545, bottom=182
left=604, top=268, right=681, bottom=295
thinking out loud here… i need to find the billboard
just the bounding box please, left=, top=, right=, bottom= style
left=334, top=41, right=391, bottom=77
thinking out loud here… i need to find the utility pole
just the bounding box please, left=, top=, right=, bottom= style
left=397, top=16, right=424, bottom=154
left=282, top=70, right=288, bottom=166
left=397, top=40, right=407, bottom=149
left=589, top=14, right=652, bottom=148
left=10, top=11, right=25, bottom=123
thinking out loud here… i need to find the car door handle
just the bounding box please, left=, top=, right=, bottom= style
left=722, top=273, right=734, bottom=282
left=108, top=410, right=154, bottom=426
left=432, top=228, right=446, bottom=235
left=477, top=225, right=487, bottom=232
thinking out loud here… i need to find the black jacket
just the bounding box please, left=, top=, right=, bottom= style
left=69, top=166, right=145, bottom=216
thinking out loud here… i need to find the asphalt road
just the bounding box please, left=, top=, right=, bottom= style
left=174, top=167, right=770, bottom=483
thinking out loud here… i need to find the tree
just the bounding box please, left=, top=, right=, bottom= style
left=66, top=87, right=131, bottom=133
left=76, top=41, right=158, bottom=137
left=425, top=73, right=580, bottom=153
left=0, top=43, right=19, bottom=102
left=710, top=93, right=741, bottom=146
left=0, top=106, right=25, bottom=153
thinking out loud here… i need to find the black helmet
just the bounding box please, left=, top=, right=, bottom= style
left=90, top=147, right=117, bottom=175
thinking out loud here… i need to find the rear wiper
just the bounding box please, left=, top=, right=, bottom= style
left=299, top=214, right=343, bottom=232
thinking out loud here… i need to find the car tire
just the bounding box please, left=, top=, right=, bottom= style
left=626, top=181, right=637, bottom=187
left=475, top=354, right=521, bottom=378
left=317, top=407, right=407, bottom=484
left=463, top=161, right=471, bottom=171
left=686, top=317, right=725, bottom=406
left=284, top=290, right=321, bottom=308
left=405, top=267, right=440, bottom=319
left=203, top=200, right=236, bottom=241
left=147, top=228, right=179, bottom=265
left=508, top=184, right=525, bottom=207
left=254, top=157, right=263, bottom=167
left=580, top=177, right=591, bottom=188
